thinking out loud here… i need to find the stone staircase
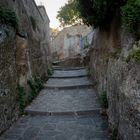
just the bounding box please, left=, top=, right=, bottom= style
left=1, top=66, right=109, bottom=140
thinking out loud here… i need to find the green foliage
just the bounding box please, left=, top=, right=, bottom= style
left=47, top=69, right=54, bottom=76
left=0, top=7, right=18, bottom=29
left=111, top=128, right=118, bottom=140
left=76, top=0, right=126, bottom=29
left=17, top=85, right=26, bottom=114
left=57, top=0, right=81, bottom=26
left=98, top=91, right=108, bottom=108
left=34, top=76, right=43, bottom=90
left=58, top=0, right=140, bottom=37
left=27, top=79, right=37, bottom=102
left=17, top=76, right=43, bottom=114
left=30, top=16, right=37, bottom=31
left=121, top=0, right=140, bottom=38
left=83, top=37, right=90, bottom=49
left=27, top=76, right=43, bottom=102
left=76, top=0, right=140, bottom=36
left=84, top=44, right=90, bottom=49
left=126, top=49, right=140, bottom=63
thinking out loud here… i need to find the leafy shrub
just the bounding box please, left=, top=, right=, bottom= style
left=34, top=76, right=43, bottom=91
left=0, top=7, right=18, bottom=29
left=27, top=79, right=37, bottom=102
left=111, top=128, right=118, bottom=140
left=27, top=76, right=43, bottom=102
left=47, top=69, right=53, bottom=76
left=17, top=85, right=26, bottom=114
left=98, top=91, right=108, bottom=108
left=126, top=49, right=140, bottom=63
left=84, top=44, right=90, bottom=49
left=16, top=76, right=43, bottom=114
left=121, top=0, right=140, bottom=38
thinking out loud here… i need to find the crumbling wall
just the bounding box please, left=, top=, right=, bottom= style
left=0, top=0, right=50, bottom=134
left=89, top=20, right=140, bottom=140
left=51, top=25, right=92, bottom=60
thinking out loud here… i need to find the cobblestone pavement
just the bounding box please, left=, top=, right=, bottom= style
left=1, top=67, right=110, bottom=140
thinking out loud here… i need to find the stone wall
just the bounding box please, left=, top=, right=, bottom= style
left=0, top=0, right=50, bottom=134
left=51, top=25, right=92, bottom=60
left=89, top=20, right=140, bottom=139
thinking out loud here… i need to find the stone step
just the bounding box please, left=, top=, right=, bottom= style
left=25, top=109, right=102, bottom=116
left=44, top=77, right=93, bottom=89
left=1, top=115, right=109, bottom=140
left=1, top=67, right=110, bottom=140
left=52, top=66, right=85, bottom=71
left=51, top=69, right=88, bottom=78
left=52, top=61, right=60, bottom=65
left=25, top=88, right=100, bottom=116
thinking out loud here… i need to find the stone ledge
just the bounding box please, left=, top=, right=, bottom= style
left=52, top=66, right=86, bottom=71
left=44, top=84, right=94, bottom=89
left=25, top=109, right=102, bottom=116
left=50, top=75, right=88, bottom=79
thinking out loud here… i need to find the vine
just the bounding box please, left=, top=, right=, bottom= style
left=0, top=7, right=18, bottom=29
left=98, top=90, right=108, bottom=108
left=17, top=85, right=26, bottom=114
left=27, top=76, right=43, bottom=103
left=17, top=76, right=43, bottom=114
left=126, top=49, right=140, bottom=63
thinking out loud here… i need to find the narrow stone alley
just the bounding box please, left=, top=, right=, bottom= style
left=1, top=66, right=109, bottom=140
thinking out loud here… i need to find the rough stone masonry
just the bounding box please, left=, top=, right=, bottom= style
left=89, top=19, right=140, bottom=140
left=0, top=0, right=51, bottom=134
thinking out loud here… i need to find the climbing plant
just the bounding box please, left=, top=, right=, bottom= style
left=17, top=85, right=26, bottom=114
left=125, top=49, right=140, bottom=63
left=121, top=0, right=140, bottom=38
left=47, top=69, right=54, bottom=77
left=0, top=7, right=18, bottom=29
left=17, top=76, right=43, bottom=114
left=98, top=91, right=108, bottom=108
left=27, top=76, right=43, bottom=103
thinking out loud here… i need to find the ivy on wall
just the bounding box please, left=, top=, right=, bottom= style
left=0, top=7, right=18, bottom=29
left=17, top=76, right=43, bottom=114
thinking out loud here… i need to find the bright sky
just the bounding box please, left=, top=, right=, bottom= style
left=35, top=0, right=68, bottom=28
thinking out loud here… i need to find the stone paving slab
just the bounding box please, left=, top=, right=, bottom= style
left=25, top=88, right=100, bottom=115
left=1, top=115, right=109, bottom=140
left=44, top=77, right=93, bottom=89
left=51, top=69, right=88, bottom=78
left=0, top=66, right=110, bottom=140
